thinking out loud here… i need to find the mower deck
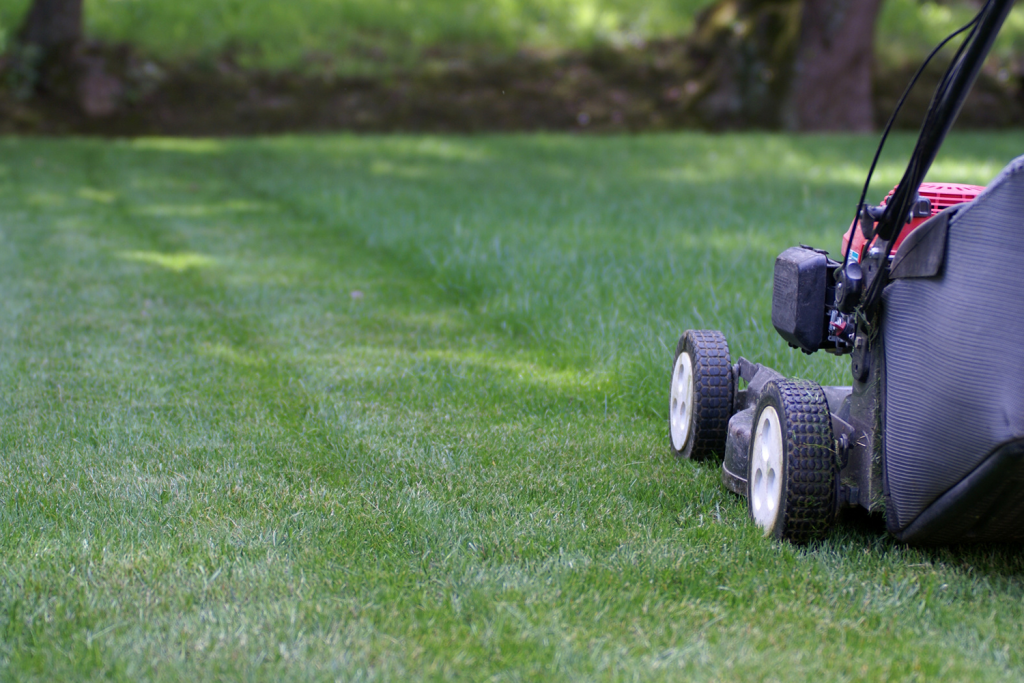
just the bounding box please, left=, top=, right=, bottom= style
left=720, top=359, right=872, bottom=512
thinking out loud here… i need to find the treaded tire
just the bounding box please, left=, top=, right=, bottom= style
left=669, top=330, right=733, bottom=461
left=747, top=379, right=836, bottom=544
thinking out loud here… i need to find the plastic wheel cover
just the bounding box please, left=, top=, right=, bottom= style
left=670, top=352, right=695, bottom=451
left=750, top=406, right=783, bottom=534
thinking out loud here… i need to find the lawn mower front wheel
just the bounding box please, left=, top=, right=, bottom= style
left=747, top=379, right=836, bottom=543
left=669, top=330, right=733, bottom=461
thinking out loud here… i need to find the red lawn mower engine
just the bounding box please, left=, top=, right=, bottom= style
left=840, top=183, right=985, bottom=263
left=772, top=182, right=984, bottom=357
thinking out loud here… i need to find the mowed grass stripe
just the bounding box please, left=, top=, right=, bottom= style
left=0, top=134, right=1021, bottom=680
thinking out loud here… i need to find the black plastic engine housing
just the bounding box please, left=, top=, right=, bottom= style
left=771, top=246, right=837, bottom=354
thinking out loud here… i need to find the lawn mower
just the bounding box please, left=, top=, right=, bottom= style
left=669, top=0, right=1024, bottom=544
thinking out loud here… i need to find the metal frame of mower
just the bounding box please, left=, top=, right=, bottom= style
left=670, top=329, right=878, bottom=543
left=669, top=0, right=1019, bottom=544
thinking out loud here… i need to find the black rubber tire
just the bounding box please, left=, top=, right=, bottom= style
left=669, top=329, right=733, bottom=461
left=747, top=379, right=836, bottom=544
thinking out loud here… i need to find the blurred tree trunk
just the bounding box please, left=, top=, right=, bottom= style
left=687, top=0, right=884, bottom=131
left=11, top=0, right=121, bottom=116
left=785, top=0, right=883, bottom=130
left=9, top=0, right=83, bottom=102
left=17, top=0, right=83, bottom=50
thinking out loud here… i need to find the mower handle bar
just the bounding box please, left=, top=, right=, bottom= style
left=874, top=0, right=1013, bottom=246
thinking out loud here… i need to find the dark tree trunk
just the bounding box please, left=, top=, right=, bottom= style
left=784, top=0, right=884, bottom=131
left=11, top=0, right=84, bottom=102
left=17, top=0, right=83, bottom=50
left=11, top=0, right=122, bottom=116
left=685, top=0, right=883, bottom=131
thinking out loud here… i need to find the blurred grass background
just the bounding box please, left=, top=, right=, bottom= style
left=1, top=0, right=1022, bottom=75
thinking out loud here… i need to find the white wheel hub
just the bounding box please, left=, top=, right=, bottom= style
left=750, top=406, right=784, bottom=534
left=670, top=351, right=695, bottom=451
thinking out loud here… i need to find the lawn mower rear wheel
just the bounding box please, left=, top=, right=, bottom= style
left=669, top=330, right=733, bottom=461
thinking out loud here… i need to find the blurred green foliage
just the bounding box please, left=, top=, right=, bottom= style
left=880, top=0, right=1024, bottom=65
left=0, top=0, right=1021, bottom=74
left=1, top=0, right=707, bottom=73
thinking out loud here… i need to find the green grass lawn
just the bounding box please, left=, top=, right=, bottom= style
left=1, top=131, right=1023, bottom=680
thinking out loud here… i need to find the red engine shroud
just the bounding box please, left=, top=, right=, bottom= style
left=841, top=182, right=986, bottom=262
